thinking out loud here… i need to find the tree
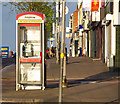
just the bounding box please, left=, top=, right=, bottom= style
left=4, top=2, right=56, bottom=39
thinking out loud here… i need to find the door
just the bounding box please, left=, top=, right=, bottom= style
left=19, top=24, right=42, bottom=84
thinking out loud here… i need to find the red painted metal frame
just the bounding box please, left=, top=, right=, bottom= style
left=20, top=52, right=43, bottom=63
left=20, top=23, right=40, bottom=26
left=16, top=12, right=44, bottom=20
left=20, top=58, right=42, bottom=63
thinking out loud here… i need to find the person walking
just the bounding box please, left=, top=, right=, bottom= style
left=51, top=46, right=55, bottom=57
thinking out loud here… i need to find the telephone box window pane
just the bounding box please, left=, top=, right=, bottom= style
left=20, top=63, right=41, bottom=82
left=20, top=26, right=41, bottom=58
left=20, top=26, right=40, bottom=43
left=27, top=30, right=40, bottom=41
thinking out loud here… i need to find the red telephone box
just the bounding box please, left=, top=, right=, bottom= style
left=16, top=12, right=46, bottom=91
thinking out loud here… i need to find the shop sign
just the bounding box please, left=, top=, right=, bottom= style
left=91, top=0, right=99, bottom=11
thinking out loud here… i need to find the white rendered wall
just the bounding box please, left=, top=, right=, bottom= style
left=83, top=32, right=87, bottom=56
left=85, top=33, right=87, bottom=56
left=105, top=24, right=111, bottom=63
left=105, top=25, right=108, bottom=63
left=89, top=31, right=91, bottom=57
left=111, top=19, right=116, bottom=56
left=114, top=0, right=120, bottom=25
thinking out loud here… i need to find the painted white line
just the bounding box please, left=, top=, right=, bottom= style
left=88, top=81, right=97, bottom=83
left=80, top=81, right=97, bottom=84
left=0, top=99, right=43, bottom=103
left=2, top=64, right=15, bottom=72
left=99, top=80, right=119, bottom=84
left=92, top=58, right=101, bottom=61
left=47, top=78, right=85, bottom=81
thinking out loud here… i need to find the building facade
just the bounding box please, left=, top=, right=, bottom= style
left=69, top=0, right=120, bottom=71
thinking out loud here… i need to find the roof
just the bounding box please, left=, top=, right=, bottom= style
left=16, top=12, right=44, bottom=20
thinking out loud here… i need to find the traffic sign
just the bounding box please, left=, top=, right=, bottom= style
left=56, top=2, right=69, bottom=17
left=65, top=6, right=69, bottom=15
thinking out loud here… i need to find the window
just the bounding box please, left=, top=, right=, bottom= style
left=110, top=2, right=113, bottom=13
left=20, top=26, right=41, bottom=58
left=119, top=0, right=120, bottom=12
left=20, top=26, right=40, bottom=43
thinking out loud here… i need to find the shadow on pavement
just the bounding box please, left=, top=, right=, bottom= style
left=104, top=98, right=120, bottom=104
left=46, top=70, right=119, bottom=89
left=67, top=71, right=119, bottom=88
left=46, top=56, right=119, bottom=88
left=67, top=61, right=81, bottom=64
left=84, top=71, right=119, bottom=81
left=1, top=57, right=16, bottom=69
left=46, top=82, right=59, bottom=89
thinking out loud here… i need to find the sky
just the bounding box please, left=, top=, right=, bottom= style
left=2, top=3, right=16, bottom=52
left=0, top=3, right=2, bottom=50
left=65, top=2, right=77, bottom=52
left=1, top=2, right=77, bottom=52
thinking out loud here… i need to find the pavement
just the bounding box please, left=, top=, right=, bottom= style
left=1, top=57, right=120, bottom=103
left=0, top=58, right=15, bottom=69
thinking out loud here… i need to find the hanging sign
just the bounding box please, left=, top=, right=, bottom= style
left=82, top=0, right=91, bottom=11
left=91, top=0, right=99, bottom=11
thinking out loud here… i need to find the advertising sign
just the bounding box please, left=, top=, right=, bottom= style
left=91, top=0, right=99, bottom=11
left=1, top=46, right=9, bottom=58
left=65, top=6, right=69, bottom=15
left=66, top=34, right=71, bottom=38
left=82, top=0, right=91, bottom=11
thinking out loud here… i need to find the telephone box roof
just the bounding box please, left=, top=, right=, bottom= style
left=16, top=12, right=44, bottom=20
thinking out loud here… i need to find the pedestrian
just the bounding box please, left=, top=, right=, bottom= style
left=46, top=48, right=50, bottom=59
left=51, top=46, right=55, bottom=57
left=79, top=47, right=82, bottom=56
left=65, top=47, right=68, bottom=63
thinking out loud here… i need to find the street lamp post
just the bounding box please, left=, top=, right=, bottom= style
left=59, top=0, right=65, bottom=103
left=56, top=1, right=61, bottom=64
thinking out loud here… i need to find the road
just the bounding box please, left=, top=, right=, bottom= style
left=1, top=57, right=119, bottom=103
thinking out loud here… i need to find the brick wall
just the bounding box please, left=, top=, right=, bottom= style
left=73, top=9, right=79, bottom=32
